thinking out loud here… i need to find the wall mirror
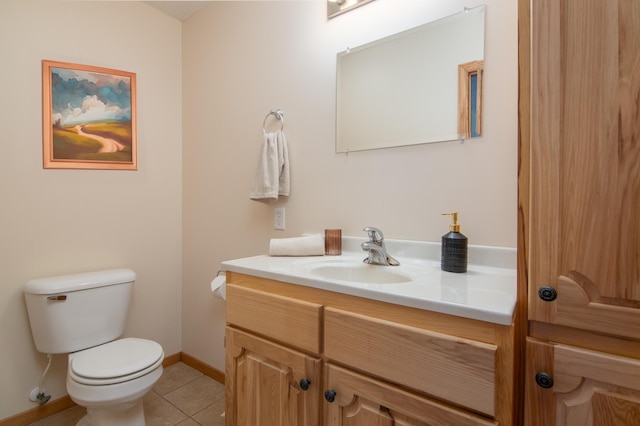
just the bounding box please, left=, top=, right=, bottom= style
left=328, top=0, right=375, bottom=19
left=336, top=5, right=485, bottom=153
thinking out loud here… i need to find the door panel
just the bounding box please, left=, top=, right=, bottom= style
left=226, top=327, right=321, bottom=426
left=525, top=338, right=640, bottom=425
left=529, top=0, right=640, bottom=336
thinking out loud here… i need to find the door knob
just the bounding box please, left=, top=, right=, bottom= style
left=299, top=379, right=311, bottom=391
left=535, top=372, right=554, bottom=389
left=324, top=389, right=337, bottom=403
left=538, top=286, right=557, bottom=302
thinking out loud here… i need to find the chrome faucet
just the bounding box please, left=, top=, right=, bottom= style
left=361, top=227, right=400, bottom=266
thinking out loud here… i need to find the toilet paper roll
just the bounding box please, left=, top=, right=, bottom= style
left=210, top=275, right=226, bottom=301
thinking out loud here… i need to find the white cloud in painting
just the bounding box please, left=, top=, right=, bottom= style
left=53, top=95, right=130, bottom=125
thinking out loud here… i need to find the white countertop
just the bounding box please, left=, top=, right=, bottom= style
left=222, top=237, right=517, bottom=326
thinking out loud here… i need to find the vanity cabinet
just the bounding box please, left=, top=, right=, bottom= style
left=520, top=0, right=640, bottom=423
left=225, top=271, right=517, bottom=425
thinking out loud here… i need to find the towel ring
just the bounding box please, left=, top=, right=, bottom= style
left=263, top=109, right=284, bottom=135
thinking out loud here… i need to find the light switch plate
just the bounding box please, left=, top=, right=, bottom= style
left=274, top=207, right=285, bottom=230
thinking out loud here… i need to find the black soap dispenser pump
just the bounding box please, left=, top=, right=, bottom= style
left=441, top=212, right=468, bottom=273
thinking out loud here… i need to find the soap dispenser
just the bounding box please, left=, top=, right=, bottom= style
left=441, top=212, right=468, bottom=273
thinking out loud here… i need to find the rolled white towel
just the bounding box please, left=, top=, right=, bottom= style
left=269, top=234, right=325, bottom=256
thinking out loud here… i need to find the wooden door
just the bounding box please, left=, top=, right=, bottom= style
left=528, top=0, right=640, bottom=337
left=323, top=363, right=496, bottom=426
left=225, top=327, right=321, bottom=426
left=525, top=338, right=640, bottom=425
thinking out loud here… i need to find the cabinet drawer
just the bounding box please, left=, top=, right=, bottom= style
left=325, top=363, right=497, bottom=425
left=324, top=307, right=497, bottom=416
left=226, top=283, right=322, bottom=354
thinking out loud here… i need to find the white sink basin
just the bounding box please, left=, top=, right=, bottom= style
left=308, top=263, right=413, bottom=284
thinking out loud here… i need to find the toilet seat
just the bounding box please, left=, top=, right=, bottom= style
left=69, top=337, right=163, bottom=386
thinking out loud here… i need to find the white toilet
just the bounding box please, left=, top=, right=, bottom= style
left=23, top=269, right=164, bottom=426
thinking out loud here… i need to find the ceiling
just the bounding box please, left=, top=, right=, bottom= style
left=143, top=1, right=213, bottom=21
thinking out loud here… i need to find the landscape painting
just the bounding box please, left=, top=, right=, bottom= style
left=42, top=60, right=137, bottom=170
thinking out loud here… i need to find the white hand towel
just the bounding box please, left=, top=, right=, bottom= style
left=277, top=131, right=290, bottom=197
left=269, top=234, right=325, bottom=256
left=250, top=130, right=290, bottom=201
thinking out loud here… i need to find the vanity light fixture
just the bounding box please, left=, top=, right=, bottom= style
left=328, top=0, right=375, bottom=19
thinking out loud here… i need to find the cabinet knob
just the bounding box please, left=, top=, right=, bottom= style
left=299, top=379, right=311, bottom=391
left=324, top=390, right=337, bottom=403
left=535, top=372, right=554, bottom=389
left=538, top=286, right=557, bottom=302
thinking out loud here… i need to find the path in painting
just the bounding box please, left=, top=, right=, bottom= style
left=75, top=125, right=125, bottom=153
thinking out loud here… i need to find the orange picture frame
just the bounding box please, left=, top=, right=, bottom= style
left=42, top=60, right=137, bottom=170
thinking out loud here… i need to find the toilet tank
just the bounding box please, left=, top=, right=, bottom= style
left=23, top=269, right=136, bottom=354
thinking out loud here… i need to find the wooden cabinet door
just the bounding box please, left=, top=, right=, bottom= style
left=525, top=338, right=640, bottom=425
left=323, top=363, right=497, bottom=426
left=225, top=327, right=321, bottom=426
left=529, top=0, right=640, bottom=337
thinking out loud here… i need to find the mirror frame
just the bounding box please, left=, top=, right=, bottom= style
left=458, top=60, right=484, bottom=139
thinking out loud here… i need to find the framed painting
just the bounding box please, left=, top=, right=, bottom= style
left=42, top=60, right=137, bottom=170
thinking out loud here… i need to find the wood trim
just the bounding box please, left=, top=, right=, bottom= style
left=0, top=396, right=75, bottom=426
left=163, top=351, right=181, bottom=367
left=528, top=0, right=562, bottom=324
left=529, top=321, right=640, bottom=359
left=495, top=314, right=517, bottom=425
left=457, top=60, right=484, bottom=139
left=517, top=0, right=531, bottom=424
left=180, top=352, right=225, bottom=385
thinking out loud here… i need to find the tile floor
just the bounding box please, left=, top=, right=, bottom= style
left=29, top=362, right=225, bottom=426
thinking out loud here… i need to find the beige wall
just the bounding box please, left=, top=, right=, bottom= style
left=182, top=0, right=518, bottom=372
left=0, top=1, right=182, bottom=420
left=0, top=0, right=517, bottom=420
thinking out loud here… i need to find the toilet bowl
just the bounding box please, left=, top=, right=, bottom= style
left=67, top=338, right=164, bottom=426
left=23, top=269, right=164, bottom=426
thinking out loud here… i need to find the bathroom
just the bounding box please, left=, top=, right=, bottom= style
left=0, top=0, right=517, bottom=423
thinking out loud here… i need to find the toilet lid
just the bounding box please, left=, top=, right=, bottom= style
left=70, top=338, right=163, bottom=384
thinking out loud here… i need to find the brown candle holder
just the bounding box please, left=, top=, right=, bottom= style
left=324, top=229, right=342, bottom=255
